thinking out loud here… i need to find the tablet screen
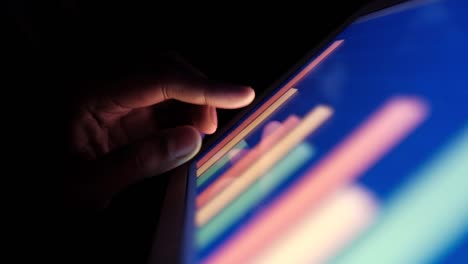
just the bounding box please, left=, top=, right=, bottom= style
left=193, top=0, right=468, bottom=263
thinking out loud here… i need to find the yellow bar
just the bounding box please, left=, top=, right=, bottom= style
left=197, top=88, right=298, bottom=176
left=252, top=185, right=378, bottom=264
left=196, top=105, right=333, bottom=225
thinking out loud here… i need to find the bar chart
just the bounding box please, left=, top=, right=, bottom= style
left=196, top=105, right=333, bottom=226
left=197, top=134, right=316, bottom=250
left=202, top=96, right=428, bottom=264
left=194, top=8, right=468, bottom=261
left=195, top=39, right=347, bottom=260
left=194, top=13, right=468, bottom=264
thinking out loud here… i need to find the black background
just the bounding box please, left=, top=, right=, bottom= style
left=5, top=0, right=371, bottom=128
left=4, top=0, right=380, bottom=263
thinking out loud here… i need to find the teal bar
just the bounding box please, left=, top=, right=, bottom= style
left=197, top=143, right=315, bottom=249
left=197, top=140, right=248, bottom=188
left=333, top=125, right=468, bottom=264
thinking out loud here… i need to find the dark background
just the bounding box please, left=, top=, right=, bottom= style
left=4, top=0, right=381, bottom=263
left=5, top=0, right=371, bottom=129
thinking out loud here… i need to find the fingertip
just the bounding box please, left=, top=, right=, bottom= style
left=192, top=105, right=218, bottom=135
left=241, top=86, right=256, bottom=106
left=203, top=126, right=217, bottom=135
left=205, top=106, right=218, bottom=134
left=209, top=84, right=256, bottom=109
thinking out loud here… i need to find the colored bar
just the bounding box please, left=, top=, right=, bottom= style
left=252, top=185, right=378, bottom=264
left=202, top=97, right=428, bottom=264
left=196, top=140, right=248, bottom=188
left=196, top=40, right=344, bottom=169
left=260, top=120, right=282, bottom=140
left=196, top=114, right=301, bottom=208
left=197, top=143, right=315, bottom=249
left=197, top=88, right=298, bottom=176
left=332, top=125, right=468, bottom=264
left=196, top=105, right=333, bottom=226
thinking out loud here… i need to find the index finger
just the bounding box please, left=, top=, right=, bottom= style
left=111, top=76, right=256, bottom=110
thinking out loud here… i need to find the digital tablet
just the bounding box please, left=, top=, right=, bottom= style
left=150, top=0, right=468, bottom=263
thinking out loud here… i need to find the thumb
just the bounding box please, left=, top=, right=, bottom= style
left=130, top=125, right=202, bottom=177
left=69, top=126, right=202, bottom=209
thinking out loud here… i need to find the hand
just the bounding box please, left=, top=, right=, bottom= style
left=64, top=54, right=255, bottom=209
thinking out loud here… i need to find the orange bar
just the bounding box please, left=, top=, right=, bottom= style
left=197, top=88, right=298, bottom=176
left=202, top=96, right=428, bottom=264
left=196, top=115, right=301, bottom=208
left=196, top=40, right=344, bottom=169
left=252, top=185, right=378, bottom=264
left=197, top=105, right=333, bottom=226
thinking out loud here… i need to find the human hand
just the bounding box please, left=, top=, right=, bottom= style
left=65, top=54, right=255, bottom=209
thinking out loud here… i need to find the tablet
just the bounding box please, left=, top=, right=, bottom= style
left=151, top=0, right=468, bottom=263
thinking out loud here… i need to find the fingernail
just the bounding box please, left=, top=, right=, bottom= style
left=167, top=126, right=202, bottom=159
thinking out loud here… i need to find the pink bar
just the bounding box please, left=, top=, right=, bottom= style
left=196, top=40, right=344, bottom=168
left=196, top=115, right=301, bottom=208
left=203, top=96, right=428, bottom=264
left=252, top=185, right=378, bottom=264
